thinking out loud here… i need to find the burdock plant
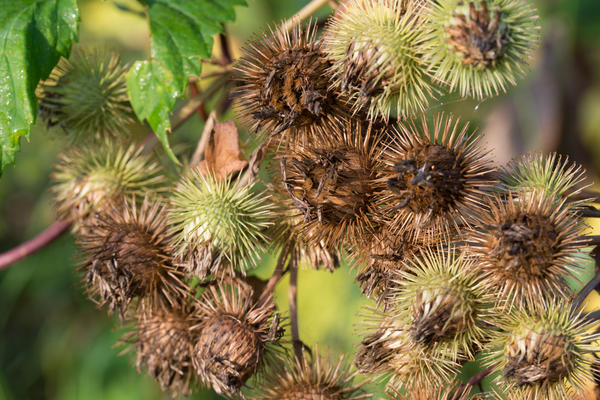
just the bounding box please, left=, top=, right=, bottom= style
left=51, top=141, right=166, bottom=232
left=379, top=114, right=494, bottom=242
left=486, top=301, right=600, bottom=400
left=235, top=21, right=347, bottom=141
left=323, top=0, right=435, bottom=119
left=423, top=0, right=540, bottom=98
left=6, top=0, right=600, bottom=399
left=37, top=49, right=135, bottom=141
left=168, top=169, right=276, bottom=278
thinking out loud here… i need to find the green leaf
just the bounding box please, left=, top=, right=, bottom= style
left=126, top=60, right=179, bottom=164
left=0, top=0, right=79, bottom=174
left=128, top=0, right=245, bottom=164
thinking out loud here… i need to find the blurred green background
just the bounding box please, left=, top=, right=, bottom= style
left=2, top=0, right=600, bottom=399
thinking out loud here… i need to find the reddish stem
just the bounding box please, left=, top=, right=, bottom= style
left=258, top=242, right=292, bottom=304
left=288, top=253, right=303, bottom=362
left=0, top=220, right=71, bottom=271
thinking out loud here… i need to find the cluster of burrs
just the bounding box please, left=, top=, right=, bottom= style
left=40, top=0, right=600, bottom=398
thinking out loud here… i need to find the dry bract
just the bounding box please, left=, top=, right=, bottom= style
left=379, top=114, right=494, bottom=243
left=466, top=190, right=586, bottom=309
left=248, top=350, right=371, bottom=399
left=78, top=196, right=188, bottom=318
left=235, top=21, right=346, bottom=141
left=123, top=303, right=200, bottom=396
left=275, top=119, right=384, bottom=249
left=193, top=280, right=282, bottom=396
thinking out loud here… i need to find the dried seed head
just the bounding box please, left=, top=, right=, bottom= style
left=353, top=229, right=421, bottom=308
left=51, top=142, right=165, bottom=232
left=355, top=312, right=459, bottom=392
left=423, top=0, right=540, bottom=98
left=37, top=49, right=135, bottom=141
left=248, top=349, right=371, bottom=399
left=465, top=190, right=586, bottom=309
left=395, top=247, right=495, bottom=359
left=193, top=280, right=282, bottom=396
left=500, top=152, right=589, bottom=208
left=77, top=196, right=188, bottom=318
left=275, top=119, right=384, bottom=249
left=323, top=0, right=435, bottom=119
left=168, top=170, right=276, bottom=278
left=123, top=303, right=200, bottom=396
left=296, top=237, right=342, bottom=272
left=486, top=302, right=600, bottom=400
left=380, top=114, right=494, bottom=243
left=235, top=21, right=346, bottom=140
left=388, top=380, right=495, bottom=400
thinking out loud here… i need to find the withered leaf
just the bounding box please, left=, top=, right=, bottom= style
left=198, top=121, right=248, bottom=181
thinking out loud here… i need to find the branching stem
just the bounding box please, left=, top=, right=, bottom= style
left=258, top=242, right=294, bottom=304
left=0, top=220, right=71, bottom=271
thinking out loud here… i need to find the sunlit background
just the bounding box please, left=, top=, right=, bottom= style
left=1, top=0, right=600, bottom=399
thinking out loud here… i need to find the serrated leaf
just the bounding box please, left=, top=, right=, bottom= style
left=128, top=0, right=245, bottom=164
left=126, top=60, right=179, bottom=164
left=0, top=0, right=79, bottom=174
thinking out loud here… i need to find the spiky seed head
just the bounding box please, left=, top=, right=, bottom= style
left=486, top=301, right=600, bottom=400
left=394, top=246, right=496, bottom=359
left=122, top=303, right=201, bottom=396
left=353, top=228, right=421, bottom=309
left=465, top=190, right=586, bottom=309
left=77, top=196, right=188, bottom=318
left=275, top=119, right=384, bottom=249
left=388, top=380, right=497, bottom=400
left=248, top=349, right=372, bottom=399
left=168, top=169, right=276, bottom=278
left=379, top=114, right=494, bottom=243
left=499, top=152, right=589, bottom=208
left=193, top=280, right=282, bottom=396
left=323, top=0, right=435, bottom=120
left=355, top=311, right=460, bottom=392
left=37, top=49, right=135, bottom=141
left=423, top=0, right=540, bottom=99
left=296, top=237, right=342, bottom=272
left=235, top=21, right=347, bottom=141
left=51, top=141, right=166, bottom=232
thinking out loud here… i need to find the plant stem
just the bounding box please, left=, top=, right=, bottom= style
left=219, top=31, right=233, bottom=66
left=579, top=206, right=600, bottom=218
left=573, top=268, right=600, bottom=312
left=281, top=0, right=331, bottom=32
left=190, top=110, right=217, bottom=166
left=0, top=220, right=71, bottom=271
left=289, top=252, right=303, bottom=362
left=258, top=242, right=293, bottom=304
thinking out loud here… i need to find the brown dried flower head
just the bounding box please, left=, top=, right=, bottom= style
left=235, top=20, right=346, bottom=141
left=123, top=302, right=201, bottom=396
left=193, top=279, right=282, bottom=396
left=77, top=196, right=188, bottom=318
left=388, top=380, right=498, bottom=400
left=276, top=119, right=385, bottom=249
left=353, top=228, right=421, bottom=308
left=248, top=349, right=372, bottom=399
left=465, top=190, right=586, bottom=309
left=380, top=114, right=494, bottom=243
